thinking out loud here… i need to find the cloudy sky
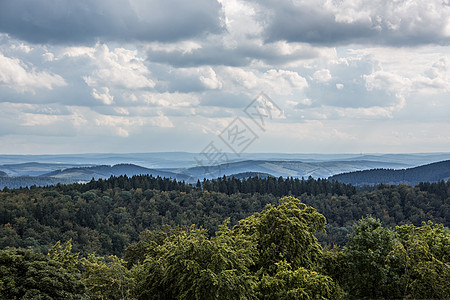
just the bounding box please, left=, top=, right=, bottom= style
left=0, top=0, right=449, bottom=155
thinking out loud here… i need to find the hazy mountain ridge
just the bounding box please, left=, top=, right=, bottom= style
left=175, top=159, right=409, bottom=180
left=1, top=153, right=449, bottom=189
left=0, top=176, right=76, bottom=189
left=330, top=160, right=450, bottom=185
left=40, top=163, right=191, bottom=182
left=0, top=162, right=95, bottom=177
left=1, top=152, right=449, bottom=169
left=227, top=172, right=275, bottom=179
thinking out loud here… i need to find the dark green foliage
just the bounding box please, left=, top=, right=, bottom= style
left=124, top=224, right=187, bottom=268
left=0, top=247, right=88, bottom=299
left=0, top=184, right=448, bottom=300
left=200, top=176, right=356, bottom=198
left=324, top=219, right=450, bottom=300
left=0, top=176, right=448, bottom=256
left=340, top=218, right=399, bottom=299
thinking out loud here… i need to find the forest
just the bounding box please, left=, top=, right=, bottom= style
left=330, top=159, right=450, bottom=185
left=1, top=175, right=449, bottom=299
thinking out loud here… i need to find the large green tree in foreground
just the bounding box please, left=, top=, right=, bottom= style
left=133, top=196, right=339, bottom=299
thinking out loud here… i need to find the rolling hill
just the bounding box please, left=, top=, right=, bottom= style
left=0, top=176, right=76, bottom=189
left=329, top=160, right=450, bottom=185
left=0, top=162, right=95, bottom=177
left=227, top=172, right=275, bottom=179
left=40, top=163, right=191, bottom=182
left=1, top=154, right=449, bottom=189
left=174, top=159, right=408, bottom=180
left=1, top=152, right=450, bottom=169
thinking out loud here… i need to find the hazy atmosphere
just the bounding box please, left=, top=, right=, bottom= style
left=1, top=0, right=450, bottom=154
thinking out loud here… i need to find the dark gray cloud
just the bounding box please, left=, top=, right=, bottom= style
left=246, top=0, right=450, bottom=46
left=146, top=41, right=322, bottom=67
left=0, top=0, right=224, bottom=44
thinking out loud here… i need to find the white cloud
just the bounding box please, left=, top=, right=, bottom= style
left=199, top=67, right=222, bottom=90
left=146, top=41, right=202, bottom=54
left=313, top=69, right=332, bottom=82
left=114, top=107, right=130, bottom=115
left=92, top=87, right=114, bottom=105
left=83, top=44, right=155, bottom=90
left=0, top=1, right=450, bottom=153
left=263, top=69, right=309, bottom=93
left=10, top=43, right=32, bottom=53
left=336, top=106, right=396, bottom=119
left=0, top=53, right=66, bottom=93
left=94, top=114, right=145, bottom=137
left=150, top=112, right=174, bottom=128
left=250, top=0, right=450, bottom=46
left=363, top=70, right=410, bottom=94
left=61, top=46, right=96, bottom=58
left=116, top=127, right=129, bottom=137
left=222, top=67, right=308, bottom=96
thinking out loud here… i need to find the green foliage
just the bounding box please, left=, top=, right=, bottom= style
left=341, top=217, right=399, bottom=299
left=48, top=239, right=79, bottom=271
left=229, top=196, right=341, bottom=299
left=132, top=198, right=340, bottom=300
left=388, top=222, right=450, bottom=299
left=233, top=196, right=326, bottom=274
left=124, top=225, right=187, bottom=268
left=0, top=177, right=448, bottom=256
left=0, top=247, right=88, bottom=299
left=257, top=261, right=340, bottom=300
left=134, top=224, right=257, bottom=300
left=0, top=175, right=449, bottom=299
left=81, top=254, right=135, bottom=300
left=328, top=219, right=450, bottom=299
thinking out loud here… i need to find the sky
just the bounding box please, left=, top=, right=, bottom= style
left=0, top=0, right=450, bottom=155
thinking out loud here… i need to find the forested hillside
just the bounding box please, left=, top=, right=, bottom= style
left=1, top=175, right=448, bottom=256
left=1, top=196, right=449, bottom=299
left=330, top=159, right=450, bottom=185
left=0, top=176, right=76, bottom=189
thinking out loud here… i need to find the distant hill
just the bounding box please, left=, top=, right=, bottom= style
left=329, top=160, right=450, bottom=185
left=1, top=152, right=450, bottom=169
left=41, top=163, right=191, bottom=182
left=175, top=160, right=409, bottom=180
left=228, top=172, right=274, bottom=180
left=0, top=176, right=75, bottom=189
left=0, top=162, right=95, bottom=177
left=2, top=155, right=449, bottom=189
